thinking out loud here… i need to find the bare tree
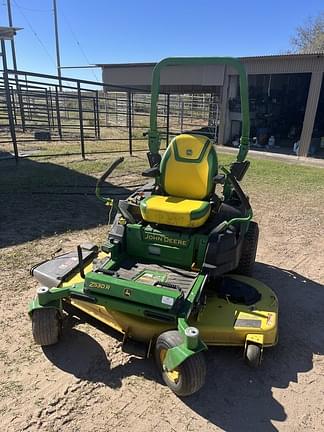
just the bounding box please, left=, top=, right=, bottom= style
left=290, top=12, right=324, bottom=53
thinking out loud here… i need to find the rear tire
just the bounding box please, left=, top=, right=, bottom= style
left=32, top=308, right=61, bottom=346
left=155, top=330, right=206, bottom=397
left=236, top=221, right=259, bottom=276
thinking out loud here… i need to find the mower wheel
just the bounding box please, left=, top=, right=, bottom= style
left=245, top=343, right=262, bottom=368
left=32, top=308, right=61, bottom=346
left=236, top=221, right=259, bottom=276
left=155, top=330, right=206, bottom=397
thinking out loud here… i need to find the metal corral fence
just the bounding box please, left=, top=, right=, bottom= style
left=0, top=68, right=220, bottom=161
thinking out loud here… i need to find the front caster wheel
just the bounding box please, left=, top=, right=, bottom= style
left=245, top=343, right=262, bottom=368
left=32, top=308, right=62, bottom=346
left=155, top=330, right=206, bottom=397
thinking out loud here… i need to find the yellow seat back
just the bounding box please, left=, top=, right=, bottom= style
left=160, top=134, right=218, bottom=200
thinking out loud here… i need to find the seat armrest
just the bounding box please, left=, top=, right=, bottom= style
left=142, top=166, right=161, bottom=178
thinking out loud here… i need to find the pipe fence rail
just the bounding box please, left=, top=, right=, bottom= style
left=0, top=68, right=220, bottom=161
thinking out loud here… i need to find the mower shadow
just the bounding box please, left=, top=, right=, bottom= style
left=183, top=263, right=324, bottom=431
left=0, top=157, right=134, bottom=248
left=43, top=318, right=157, bottom=389
left=43, top=263, right=323, bottom=432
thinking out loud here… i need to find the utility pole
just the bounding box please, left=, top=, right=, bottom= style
left=52, top=0, right=62, bottom=90
left=0, top=27, right=21, bottom=162
left=6, top=0, right=18, bottom=72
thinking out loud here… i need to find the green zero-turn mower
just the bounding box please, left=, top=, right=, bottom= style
left=28, top=57, right=278, bottom=396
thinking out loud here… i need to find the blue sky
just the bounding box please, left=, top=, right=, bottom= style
left=1, top=0, right=323, bottom=81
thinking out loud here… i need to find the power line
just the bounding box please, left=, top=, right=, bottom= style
left=61, top=11, right=100, bottom=82
left=9, top=0, right=100, bottom=83
left=12, top=0, right=56, bottom=66
left=10, top=1, right=49, bottom=13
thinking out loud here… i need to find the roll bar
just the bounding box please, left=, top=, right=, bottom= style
left=147, top=57, right=250, bottom=163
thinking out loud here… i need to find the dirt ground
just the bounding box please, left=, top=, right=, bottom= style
left=1, top=155, right=324, bottom=432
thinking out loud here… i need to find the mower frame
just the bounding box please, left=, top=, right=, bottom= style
left=28, top=56, right=278, bottom=396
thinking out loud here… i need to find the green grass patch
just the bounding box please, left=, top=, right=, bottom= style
left=218, top=153, right=324, bottom=195
left=1, top=151, right=323, bottom=200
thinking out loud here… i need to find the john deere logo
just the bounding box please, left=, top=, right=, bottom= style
left=186, top=149, right=193, bottom=156
left=143, top=233, right=188, bottom=247
left=124, top=289, right=132, bottom=297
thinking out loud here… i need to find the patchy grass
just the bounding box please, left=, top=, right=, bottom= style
left=0, top=380, right=24, bottom=399
left=218, top=153, right=324, bottom=196
left=0, top=153, right=147, bottom=192
left=1, top=150, right=323, bottom=198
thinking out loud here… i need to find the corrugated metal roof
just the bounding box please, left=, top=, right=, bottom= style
left=240, top=52, right=324, bottom=60
left=96, top=53, right=324, bottom=68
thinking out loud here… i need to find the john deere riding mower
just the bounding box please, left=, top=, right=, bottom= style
left=28, top=57, right=278, bottom=396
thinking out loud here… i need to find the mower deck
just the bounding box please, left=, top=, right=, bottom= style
left=53, top=255, right=278, bottom=348
left=66, top=275, right=277, bottom=347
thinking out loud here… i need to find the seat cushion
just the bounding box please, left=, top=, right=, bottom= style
left=140, top=195, right=211, bottom=228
